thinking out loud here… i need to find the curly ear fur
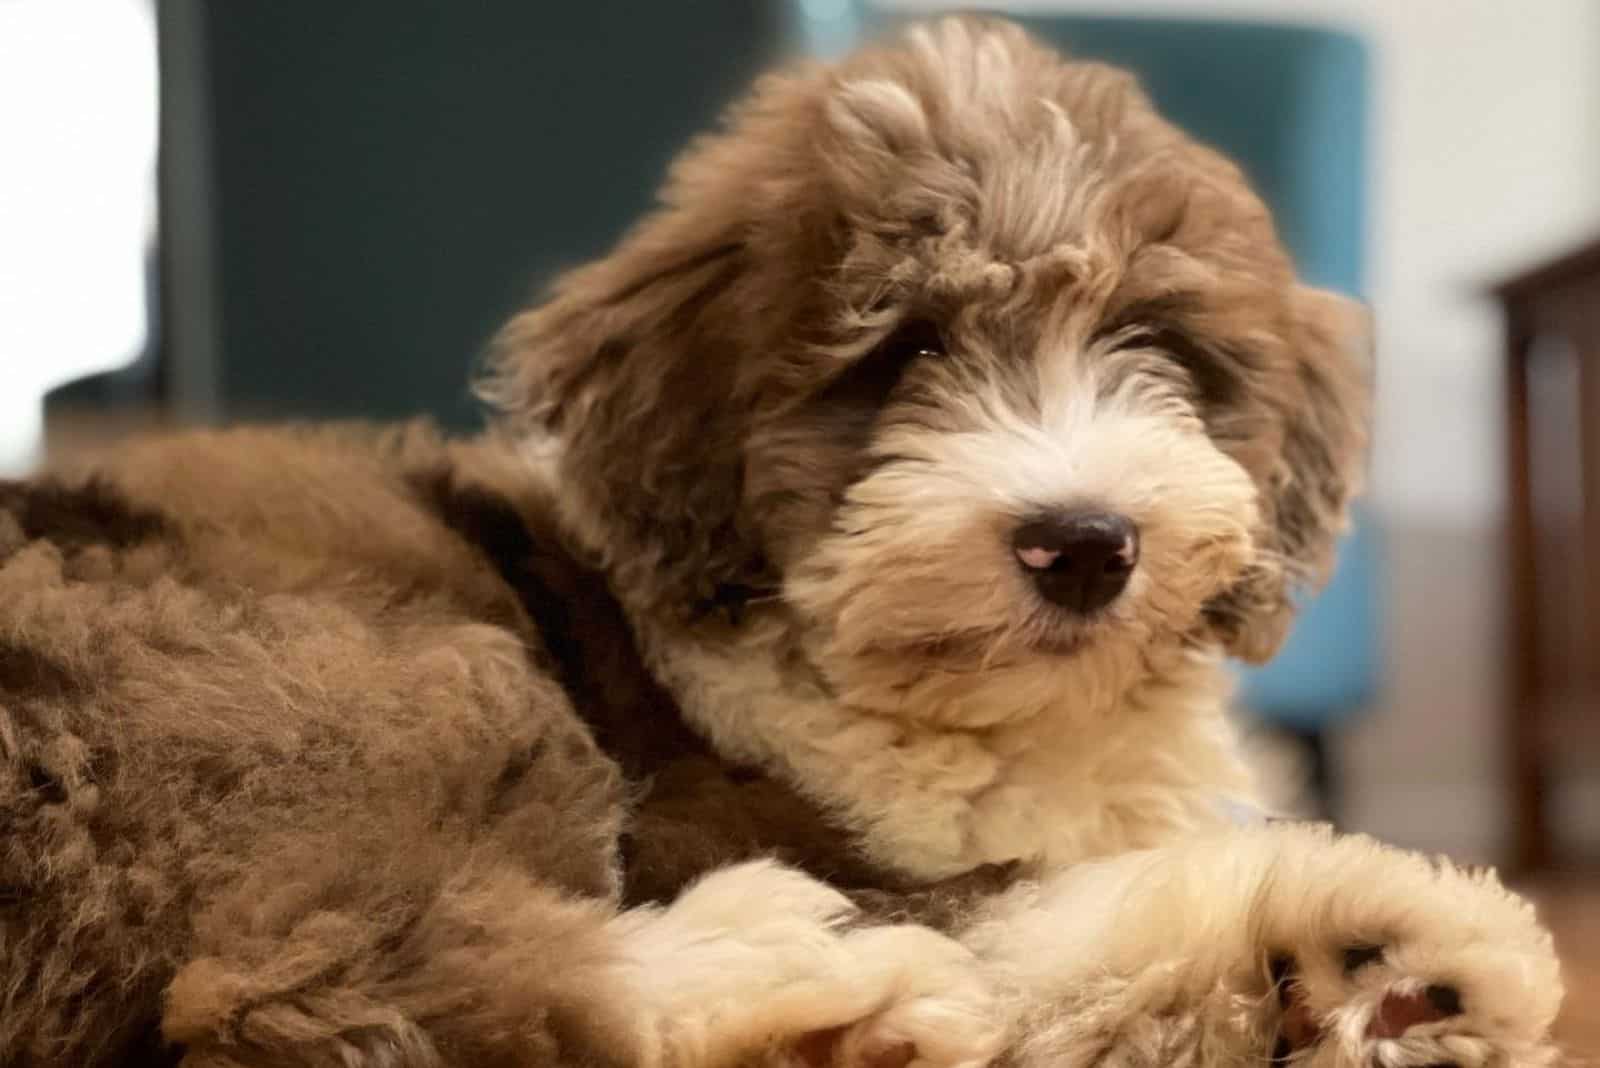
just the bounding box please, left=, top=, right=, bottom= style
left=1210, top=287, right=1372, bottom=663
left=481, top=233, right=754, bottom=612
left=479, top=62, right=851, bottom=612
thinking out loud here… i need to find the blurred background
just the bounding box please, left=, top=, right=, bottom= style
left=2, top=0, right=1595, bottom=1038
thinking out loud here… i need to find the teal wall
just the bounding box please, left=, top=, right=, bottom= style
left=203, top=3, right=786, bottom=427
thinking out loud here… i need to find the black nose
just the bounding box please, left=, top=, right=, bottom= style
left=1012, top=512, right=1139, bottom=614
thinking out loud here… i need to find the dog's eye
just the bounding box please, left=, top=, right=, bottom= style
left=1121, top=328, right=1240, bottom=409
left=818, top=319, right=946, bottom=410
left=877, top=319, right=947, bottom=363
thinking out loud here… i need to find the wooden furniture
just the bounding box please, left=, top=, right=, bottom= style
left=1495, top=236, right=1600, bottom=873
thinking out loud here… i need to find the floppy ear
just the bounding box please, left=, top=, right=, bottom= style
left=478, top=180, right=766, bottom=611
left=1209, top=286, right=1373, bottom=663
left=478, top=66, right=842, bottom=614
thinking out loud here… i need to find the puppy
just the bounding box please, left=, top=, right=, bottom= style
left=0, top=17, right=1562, bottom=1068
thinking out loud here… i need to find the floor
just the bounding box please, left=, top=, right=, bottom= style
left=1523, top=880, right=1600, bottom=1059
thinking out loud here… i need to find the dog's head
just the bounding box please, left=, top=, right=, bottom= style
left=483, top=18, right=1370, bottom=723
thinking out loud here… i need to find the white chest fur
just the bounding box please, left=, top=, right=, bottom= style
left=636, top=612, right=1260, bottom=882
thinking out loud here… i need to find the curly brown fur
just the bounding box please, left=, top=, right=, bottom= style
left=0, top=16, right=1562, bottom=1068
left=1, top=427, right=632, bottom=1066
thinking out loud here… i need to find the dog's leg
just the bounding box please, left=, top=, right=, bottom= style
left=963, top=821, right=1563, bottom=1068
left=164, top=858, right=1004, bottom=1068
left=612, top=860, right=1005, bottom=1068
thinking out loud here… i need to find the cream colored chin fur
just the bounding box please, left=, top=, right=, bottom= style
left=645, top=616, right=1252, bottom=880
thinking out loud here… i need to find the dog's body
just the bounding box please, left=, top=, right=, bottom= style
left=0, top=18, right=1564, bottom=1068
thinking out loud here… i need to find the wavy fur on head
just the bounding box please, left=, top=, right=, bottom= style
left=1, top=16, right=1562, bottom=1068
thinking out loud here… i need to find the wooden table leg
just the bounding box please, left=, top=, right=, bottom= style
left=1505, top=315, right=1548, bottom=874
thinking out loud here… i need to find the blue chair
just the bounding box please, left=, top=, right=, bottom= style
left=800, top=5, right=1383, bottom=814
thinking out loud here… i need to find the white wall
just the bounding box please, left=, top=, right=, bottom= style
left=0, top=0, right=157, bottom=475
left=1358, top=0, right=1600, bottom=526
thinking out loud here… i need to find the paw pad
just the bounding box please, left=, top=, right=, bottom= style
left=1273, top=948, right=1469, bottom=1054
left=1367, top=984, right=1462, bottom=1039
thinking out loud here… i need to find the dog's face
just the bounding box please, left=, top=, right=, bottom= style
left=485, top=18, right=1369, bottom=724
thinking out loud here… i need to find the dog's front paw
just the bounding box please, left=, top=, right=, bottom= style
left=788, top=924, right=1006, bottom=1068
left=617, top=861, right=1005, bottom=1068
left=1264, top=833, right=1564, bottom=1068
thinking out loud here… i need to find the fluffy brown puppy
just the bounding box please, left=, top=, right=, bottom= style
left=0, top=18, right=1561, bottom=1068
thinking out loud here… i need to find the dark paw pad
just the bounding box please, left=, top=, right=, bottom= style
left=1367, top=985, right=1462, bottom=1039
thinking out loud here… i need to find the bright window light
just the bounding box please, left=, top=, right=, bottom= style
left=0, top=0, right=158, bottom=474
